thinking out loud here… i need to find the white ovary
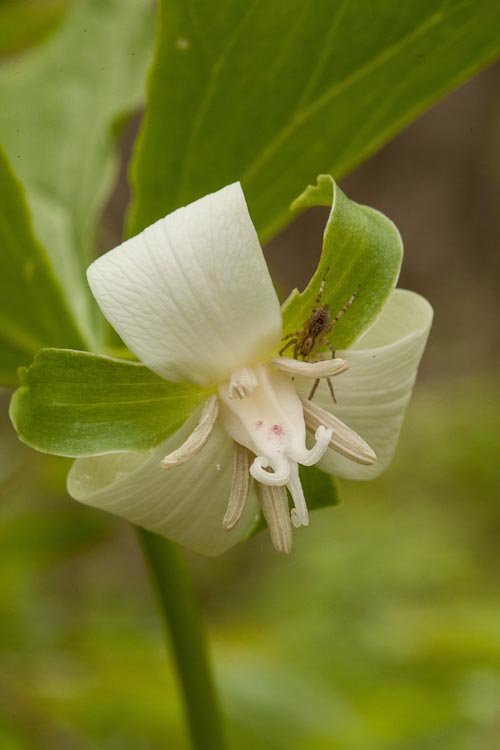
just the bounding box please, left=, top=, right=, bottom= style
left=218, top=363, right=332, bottom=527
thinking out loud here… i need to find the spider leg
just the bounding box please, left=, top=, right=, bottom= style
left=319, top=336, right=336, bottom=360
left=326, top=376, right=337, bottom=404
left=315, top=338, right=338, bottom=402
left=279, top=338, right=298, bottom=356
left=307, top=354, right=326, bottom=400
left=313, top=266, right=331, bottom=306
left=308, top=378, right=320, bottom=401
left=330, top=288, right=360, bottom=328
left=281, top=330, right=302, bottom=341
left=308, top=354, right=337, bottom=403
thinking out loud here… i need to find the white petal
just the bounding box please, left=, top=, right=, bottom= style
left=87, top=183, right=282, bottom=386
left=67, top=411, right=259, bottom=556
left=295, top=289, right=433, bottom=479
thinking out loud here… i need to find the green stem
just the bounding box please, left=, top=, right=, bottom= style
left=138, top=529, right=227, bottom=750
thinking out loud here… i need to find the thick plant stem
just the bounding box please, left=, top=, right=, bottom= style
left=138, top=529, right=227, bottom=750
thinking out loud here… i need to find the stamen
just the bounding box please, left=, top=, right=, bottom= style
left=287, top=461, right=309, bottom=528
left=223, top=443, right=252, bottom=531
left=256, top=482, right=292, bottom=554
left=296, top=425, right=333, bottom=466
left=228, top=367, right=259, bottom=399
left=160, top=396, right=219, bottom=469
left=271, top=356, right=348, bottom=379
left=301, top=397, right=377, bottom=465
left=250, top=455, right=290, bottom=485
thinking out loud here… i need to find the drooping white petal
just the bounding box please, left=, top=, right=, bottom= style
left=295, top=289, right=433, bottom=480
left=67, top=411, right=259, bottom=556
left=87, top=183, right=282, bottom=386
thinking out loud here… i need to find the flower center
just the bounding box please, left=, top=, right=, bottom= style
left=218, top=363, right=332, bottom=527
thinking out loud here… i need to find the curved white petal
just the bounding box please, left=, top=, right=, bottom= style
left=67, top=411, right=259, bottom=556
left=87, top=183, right=282, bottom=386
left=295, top=289, right=433, bottom=480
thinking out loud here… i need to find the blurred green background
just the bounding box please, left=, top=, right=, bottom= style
left=1, top=2, right=499, bottom=749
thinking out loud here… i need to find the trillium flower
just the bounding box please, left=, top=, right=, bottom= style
left=66, top=183, right=432, bottom=556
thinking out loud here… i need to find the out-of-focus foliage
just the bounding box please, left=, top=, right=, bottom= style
left=129, top=0, right=500, bottom=240
left=0, top=0, right=155, bottom=346
left=1, top=380, right=499, bottom=749
left=0, top=0, right=71, bottom=58
left=0, top=149, right=87, bottom=385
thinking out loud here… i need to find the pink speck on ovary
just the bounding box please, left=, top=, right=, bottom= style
left=270, top=424, right=285, bottom=437
left=255, top=419, right=263, bottom=430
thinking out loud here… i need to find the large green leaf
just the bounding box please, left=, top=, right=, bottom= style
left=0, top=149, right=88, bottom=386
left=10, top=349, right=212, bottom=457
left=281, top=175, right=403, bottom=349
left=128, top=0, right=500, bottom=240
left=0, top=0, right=154, bottom=343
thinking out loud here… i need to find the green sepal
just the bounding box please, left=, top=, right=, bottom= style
left=9, top=349, right=213, bottom=458
left=281, top=175, right=403, bottom=349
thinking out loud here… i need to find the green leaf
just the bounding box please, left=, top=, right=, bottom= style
left=128, top=0, right=500, bottom=240
left=281, top=175, right=403, bottom=348
left=9, top=349, right=212, bottom=457
left=0, top=0, right=154, bottom=342
left=299, top=464, right=341, bottom=511
left=0, top=148, right=88, bottom=386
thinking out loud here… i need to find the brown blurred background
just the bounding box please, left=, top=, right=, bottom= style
left=266, top=62, right=500, bottom=383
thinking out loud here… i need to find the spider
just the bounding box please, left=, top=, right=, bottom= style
left=279, top=276, right=358, bottom=402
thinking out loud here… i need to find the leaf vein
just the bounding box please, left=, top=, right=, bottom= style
left=242, top=2, right=456, bottom=185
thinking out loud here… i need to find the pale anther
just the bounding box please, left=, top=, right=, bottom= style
left=228, top=367, right=258, bottom=399
left=223, top=443, right=252, bottom=531
left=160, top=396, right=219, bottom=469
left=271, top=356, right=349, bottom=379
left=256, top=483, right=292, bottom=554
left=301, top=397, right=376, bottom=465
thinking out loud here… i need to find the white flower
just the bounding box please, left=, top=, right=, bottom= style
left=67, top=184, right=432, bottom=555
